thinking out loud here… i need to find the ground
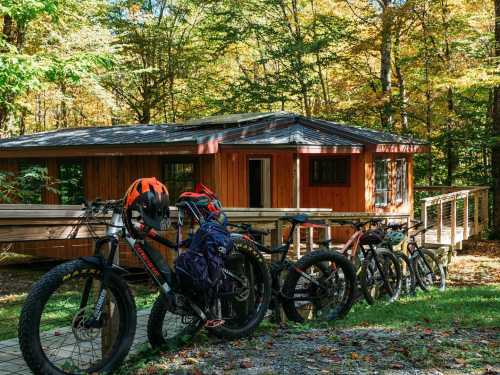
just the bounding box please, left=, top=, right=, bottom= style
left=0, top=250, right=498, bottom=374
left=120, top=249, right=500, bottom=375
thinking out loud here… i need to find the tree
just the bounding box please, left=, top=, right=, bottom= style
left=493, top=0, right=500, bottom=236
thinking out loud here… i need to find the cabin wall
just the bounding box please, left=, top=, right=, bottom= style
left=6, top=155, right=213, bottom=267
left=3, top=149, right=415, bottom=265
left=215, top=149, right=293, bottom=208
left=299, top=154, right=365, bottom=211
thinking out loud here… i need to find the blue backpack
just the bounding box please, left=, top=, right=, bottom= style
left=175, top=221, right=233, bottom=292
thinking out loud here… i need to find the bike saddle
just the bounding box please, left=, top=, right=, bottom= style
left=318, top=239, right=333, bottom=247
left=280, top=213, right=309, bottom=224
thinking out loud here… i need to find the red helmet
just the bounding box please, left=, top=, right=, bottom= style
left=123, top=177, right=170, bottom=238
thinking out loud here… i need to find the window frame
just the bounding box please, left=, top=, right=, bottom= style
left=374, top=158, right=390, bottom=207
left=162, top=157, right=199, bottom=201
left=309, top=156, right=351, bottom=187
left=58, top=159, right=85, bottom=205
left=394, top=158, right=408, bottom=204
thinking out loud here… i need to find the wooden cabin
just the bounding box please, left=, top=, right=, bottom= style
left=0, top=112, right=428, bottom=265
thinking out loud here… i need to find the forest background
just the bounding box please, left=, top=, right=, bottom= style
left=1, top=0, right=499, bottom=233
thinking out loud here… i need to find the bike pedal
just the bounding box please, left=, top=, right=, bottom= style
left=205, top=319, right=225, bottom=328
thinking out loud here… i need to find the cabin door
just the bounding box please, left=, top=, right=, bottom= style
left=248, top=158, right=271, bottom=208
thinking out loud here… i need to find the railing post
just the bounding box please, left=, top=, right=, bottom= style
left=321, top=220, right=332, bottom=249
left=102, top=241, right=119, bottom=356
left=306, top=227, right=314, bottom=252
left=437, top=201, right=443, bottom=243
left=421, top=201, right=427, bottom=245
left=450, top=196, right=457, bottom=250
left=474, top=192, right=479, bottom=235
left=271, top=219, right=286, bottom=322
left=463, top=192, right=469, bottom=240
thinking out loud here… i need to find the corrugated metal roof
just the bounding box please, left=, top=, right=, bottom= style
left=223, top=123, right=362, bottom=147
left=0, top=112, right=427, bottom=150
left=183, top=112, right=288, bottom=126
left=0, top=124, right=225, bottom=148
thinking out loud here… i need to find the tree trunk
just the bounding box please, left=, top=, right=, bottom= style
left=492, top=0, right=500, bottom=236
left=441, top=0, right=456, bottom=186
left=380, top=0, right=393, bottom=130
left=446, top=87, right=455, bottom=185
left=394, top=30, right=408, bottom=132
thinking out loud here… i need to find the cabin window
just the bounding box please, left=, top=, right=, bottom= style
left=59, top=161, right=84, bottom=204
left=163, top=160, right=197, bottom=200
left=395, top=158, right=407, bottom=203
left=310, top=157, right=350, bottom=186
left=18, top=161, right=48, bottom=204
left=374, top=158, right=390, bottom=206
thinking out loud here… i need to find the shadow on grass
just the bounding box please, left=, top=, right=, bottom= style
left=338, top=285, right=500, bottom=330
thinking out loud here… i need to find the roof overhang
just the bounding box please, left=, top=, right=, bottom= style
left=0, top=142, right=219, bottom=158
left=220, top=144, right=363, bottom=154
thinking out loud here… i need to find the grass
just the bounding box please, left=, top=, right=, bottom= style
left=0, top=282, right=158, bottom=341
left=337, top=285, right=500, bottom=330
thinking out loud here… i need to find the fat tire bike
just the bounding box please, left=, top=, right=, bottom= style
left=377, top=223, right=417, bottom=296
left=230, top=214, right=356, bottom=323
left=19, top=199, right=271, bottom=374
left=399, top=221, right=446, bottom=292
left=331, top=219, right=402, bottom=305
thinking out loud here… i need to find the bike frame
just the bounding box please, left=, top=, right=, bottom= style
left=231, top=219, right=337, bottom=304
left=85, top=201, right=208, bottom=325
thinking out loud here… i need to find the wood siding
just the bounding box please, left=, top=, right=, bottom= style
left=3, top=149, right=414, bottom=265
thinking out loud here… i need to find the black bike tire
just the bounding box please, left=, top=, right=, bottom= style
left=281, top=250, right=356, bottom=323
left=360, top=248, right=402, bottom=305
left=19, top=259, right=136, bottom=375
left=147, top=293, right=204, bottom=350
left=208, top=239, right=272, bottom=339
left=395, top=252, right=416, bottom=295
left=412, top=248, right=446, bottom=292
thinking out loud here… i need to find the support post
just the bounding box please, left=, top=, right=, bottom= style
left=271, top=220, right=286, bottom=323
left=306, top=227, right=314, bottom=252
left=463, top=193, right=469, bottom=240
left=450, top=196, right=457, bottom=250
left=420, top=201, right=427, bottom=245
left=292, top=154, right=300, bottom=257
left=474, top=192, right=479, bottom=235
left=437, top=201, right=443, bottom=243
left=102, top=242, right=119, bottom=356
left=321, top=220, right=332, bottom=249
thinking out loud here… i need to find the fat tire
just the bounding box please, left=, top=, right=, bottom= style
left=395, top=252, right=416, bottom=295
left=18, top=259, right=136, bottom=375
left=281, top=250, right=356, bottom=323
left=208, top=239, right=272, bottom=339
left=147, top=294, right=203, bottom=350
left=360, top=248, right=402, bottom=305
left=412, top=249, right=446, bottom=292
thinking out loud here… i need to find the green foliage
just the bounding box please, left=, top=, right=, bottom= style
left=0, top=0, right=497, bottom=194
left=0, top=165, right=57, bottom=203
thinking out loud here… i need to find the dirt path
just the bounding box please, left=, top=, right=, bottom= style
left=125, top=325, right=499, bottom=375
left=123, top=253, right=500, bottom=375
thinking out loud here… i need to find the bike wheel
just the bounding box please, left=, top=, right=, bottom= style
left=360, top=248, right=402, bottom=304
left=282, top=250, right=356, bottom=323
left=395, top=252, right=416, bottom=295
left=412, top=249, right=446, bottom=292
left=19, top=259, right=136, bottom=374
left=208, top=238, right=272, bottom=339
left=147, top=293, right=204, bottom=350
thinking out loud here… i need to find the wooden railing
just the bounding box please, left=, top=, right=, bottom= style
left=0, top=204, right=410, bottom=260
left=416, top=186, right=489, bottom=249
